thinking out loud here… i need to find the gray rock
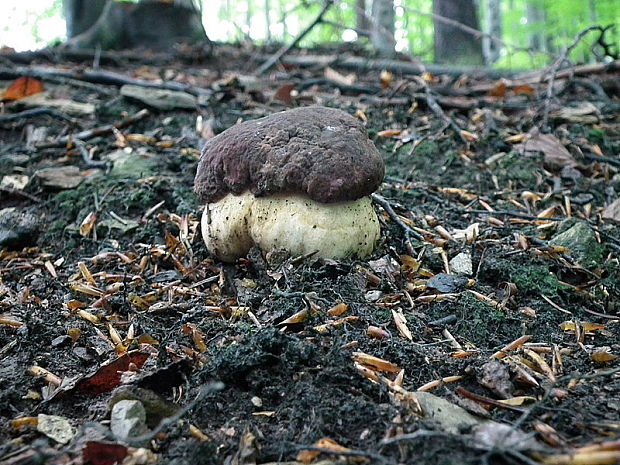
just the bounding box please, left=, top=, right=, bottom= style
left=549, top=221, right=606, bottom=267
left=37, top=414, right=76, bottom=444
left=110, top=399, right=149, bottom=444
left=0, top=207, right=39, bottom=248
left=35, top=166, right=84, bottom=189
left=416, top=391, right=483, bottom=433
left=449, top=252, right=473, bottom=276
left=427, top=273, right=469, bottom=293
left=121, top=84, right=197, bottom=110
left=105, top=149, right=157, bottom=178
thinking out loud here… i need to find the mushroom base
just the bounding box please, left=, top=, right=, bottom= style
left=201, top=192, right=380, bottom=262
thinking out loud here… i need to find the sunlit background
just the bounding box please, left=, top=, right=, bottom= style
left=0, top=0, right=617, bottom=68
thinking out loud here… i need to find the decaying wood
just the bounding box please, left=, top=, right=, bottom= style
left=0, top=66, right=211, bottom=96
left=255, top=53, right=521, bottom=78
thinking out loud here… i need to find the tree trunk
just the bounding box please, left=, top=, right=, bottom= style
left=65, top=0, right=208, bottom=50
left=433, top=0, right=484, bottom=66
left=371, top=0, right=395, bottom=57
left=483, top=0, right=502, bottom=65
left=356, top=0, right=369, bottom=32
left=63, top=0, right=107, bottom=38
left=526, top=1, right=546, bottom=53
left=265, top=0, right=272, bottom=42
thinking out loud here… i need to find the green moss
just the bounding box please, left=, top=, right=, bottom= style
left=587, top=128, right=605, bottom=145
left=494, top=151, right=542, bottom=189
left=512, top=265, right=571, bottom=297
left=453, top=293, right=512, bottom=346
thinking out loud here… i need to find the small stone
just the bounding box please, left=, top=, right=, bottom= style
left=121, top=84, right=197, bottom=111
left=0, top=174, right=29, bottom=190
left=35, top=166, right=84, bottom=189
left=37, top=414, right=76, bottom=444
left=51, top=335, right=72, bottom=347
left=365, top=290, right=382, bottom=302
left=105, top=149, right=157, bottom=178
left=549, top=221, right=605, bottom=268
left=251, top=396, right=263, bottom=408
left=110, top=400, right=149, bottom=444
left=427, top=273, right=470, bottom=293
left=0, top=207, right=39, bottom=249
left=449, top=252, right=473, bottom=276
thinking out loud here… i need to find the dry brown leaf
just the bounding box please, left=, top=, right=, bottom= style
left=2, top=76, right=44, bottom=101
left=379, top=70, right=393, bottom=88
left=279, top=308, right=309, bottom=325
left=512, top=84, right=536, bottom=95
left=487, top=80, right=507, bottom=98
left=602, top=198, right=620, bottom=222
left=497, top=396, right=537, bottom=406
left=392, top=310, right=413, bottom=341
left=516, top=131, right=577, bottom=171
left=327, top=302, right=348, bottom=316
left=377, top=129, right=402, bottom=138
left=324, top=67, right=356, bottom=86
left=79, top=212, right=97, bottom=237
left=273, top=83, right=296, bottom=104
left=590, top=349, right=618, bottom=363
left=560, top=321, right=606, bottom=332
left=0, top=316, right=23, bottom=327
left=367, top=325, right=390, bottom=340
left=352, top=351, right=401, bottom=373
left=42, top=260, right=56, bottom=278
left=67, top=328, right=81, bottom=342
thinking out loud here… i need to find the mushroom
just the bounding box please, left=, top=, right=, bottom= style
left=194, top=106, right=385, bottom=262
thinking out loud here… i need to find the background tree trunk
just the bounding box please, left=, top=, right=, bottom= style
left=370, top=0, right=395, bottom=57
left=526, top=1, right=546, bottom=53
left=433, top=0, right=484, bottom=65
left=63, top=0, right=107, bottom=38
left=356, top=0, right=369, bottom=32
left=65, top=0, right=208, bottom=50
left=483, top=0, right=502, bottom=65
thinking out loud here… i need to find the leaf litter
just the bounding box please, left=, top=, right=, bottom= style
left=0, top=43, right=619, bottom=465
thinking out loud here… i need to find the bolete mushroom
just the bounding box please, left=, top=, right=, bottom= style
left=194, top=106, right=384, bottom=262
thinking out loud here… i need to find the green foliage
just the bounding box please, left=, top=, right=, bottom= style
left=4, top=0, right=618, bottom=68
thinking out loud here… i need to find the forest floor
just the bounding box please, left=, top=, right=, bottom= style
left=0, top=43, right=619, bottom=465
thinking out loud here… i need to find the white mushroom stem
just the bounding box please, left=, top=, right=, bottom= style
left=201, top=192, right=380, bottom=262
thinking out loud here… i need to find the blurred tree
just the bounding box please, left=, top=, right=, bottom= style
left=482, top=0, right=502, bottom=64
left=63, top=0, right=208, bottom=50
left=63, top=0, right=107, bottom=38
left=371, top=0, right=395, bottom=56
left=433, top=0, right=483, bottom=65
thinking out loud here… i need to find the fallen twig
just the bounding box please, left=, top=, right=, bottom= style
left=372, top=193, right=424, bottom=241
left=257, top=0, right=335, bottom=75
left=0, top=107, right=77, bottom=124
left=0, top=186, right=41, bottom=203
left=542, top=26, right=606, bottom=128
left=412, top=76, right=468, bottom=144
left=36, top=108, right=150, bottom=149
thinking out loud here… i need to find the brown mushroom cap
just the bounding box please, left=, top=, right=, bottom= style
left=194, top=106, right=384, bottom=204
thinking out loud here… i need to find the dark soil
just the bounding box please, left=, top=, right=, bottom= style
left=0, top=44, right=619, bottom=465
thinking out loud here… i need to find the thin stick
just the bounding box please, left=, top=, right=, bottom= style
left=36, top=109, right=150, bottom=149
left=257, top=0, right=334, bottom=75
left=541, top=26, right=602, bottom=129
left=371, top=193, right=424, bottom=241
